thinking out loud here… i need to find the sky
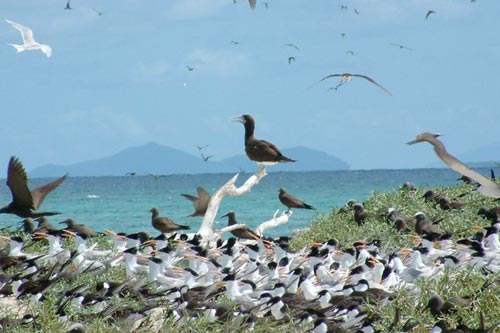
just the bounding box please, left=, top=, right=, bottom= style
left=1, top=0, right=499, bottom=174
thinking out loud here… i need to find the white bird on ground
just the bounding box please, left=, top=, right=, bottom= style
left=5, top=19, right=52, bottom=57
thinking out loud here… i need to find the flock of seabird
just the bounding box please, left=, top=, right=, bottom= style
left=0, top=114, right=499, bottom=332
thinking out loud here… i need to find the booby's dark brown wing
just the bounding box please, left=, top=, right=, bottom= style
left=31, top=174, right=67, bottom=210
left=197, top=187, right=210, bottom=203
left=6, top=157, right=33, bottom=209
left=246, top=139, right=295, bottom=162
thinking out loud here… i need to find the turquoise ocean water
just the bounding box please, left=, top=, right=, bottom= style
left=0, top=168, right=492, bottom=238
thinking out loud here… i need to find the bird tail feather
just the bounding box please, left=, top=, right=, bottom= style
left=8, top=44, right=24, bottom=52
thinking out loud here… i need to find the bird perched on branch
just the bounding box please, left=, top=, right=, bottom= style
left=0, top=157, right=67, bottom=218
left=407, top=133, right=500, bottom=198
left=232, top=114, right=296, bottom=165
left=221, top=211, right=260, bottom=240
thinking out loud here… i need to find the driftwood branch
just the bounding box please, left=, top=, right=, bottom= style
left=256, top=210, right=293, bottom=237
left=198, top=166, right=267, bottom=241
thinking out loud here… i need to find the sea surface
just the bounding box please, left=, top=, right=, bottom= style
left=0, top=168, right=492, bottom=238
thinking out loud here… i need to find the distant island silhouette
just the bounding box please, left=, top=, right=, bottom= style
left=30, top=142, right=350, bottom=177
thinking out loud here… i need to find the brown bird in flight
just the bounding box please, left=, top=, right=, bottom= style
left=232, top=114, right=296, bottom=165
left=221, top=211, right=260, bottom=241
left=150, top=207, right=190, bottom=234
left=278, top=188, right=315, bottom=211
left=407, top=132, right=500, bottom=198
left=181, top=187, right=211, bottom=217
left=0, top=156, right=67, bottom=218
left=311, top=73, right=392, bottom=95
left=425, top=10, right=436, bottom=20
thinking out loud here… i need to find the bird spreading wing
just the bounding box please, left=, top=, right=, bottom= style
left=5, top=19, right=35, bottom=45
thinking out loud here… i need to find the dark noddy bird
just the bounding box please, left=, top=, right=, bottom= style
left=150, top=207, right=190, bottom=234
left=458, top=175, right=473, bottom=184
left=491, top=169, right=496, bottom=181
left=436, top=196, right=465, bottom=210
left=186, top=65, right=197, bottom=71
left=288, top=56, right=295, bottom=64
left=181, top=187, right=211, bottom=217
left=310, top=73, right=392, bottom=95
left=423, top=189, right=438, bottom=202
left=389, top=43, right=414, bottom=51
left=64, top=1, right=72, bottom=10
left=232, top=115, right=296, bottom=165
left=426, top=10, right=436, bottom=20
left=426, top=293, right=470, bottom=317
left=249, top=0, right=256, bottom=9
left=345, top=50, right=355, bottom=56
left=221, top=211, right=260, bottom=240
left=0, top=157, right=67, bottom=218
left=415, top=212, right=447, bottom=240
left=201, top=153, right=213, bottom=162
left=353, top=203, right=371, bottom=225
left=407, top=133, right=500, bottom=198
left=35, top=216, right=58, bottom=232
left=278, top=188, right=315, bottom=211
left=91, top=8, right=102, bottom=16
left=195, top=144, right=208, bottom=150
left=284, top=43, right=300, bottom=50
left=59, top=218, right=98, bottom=237
left=401, top=181, right=416, bottom=191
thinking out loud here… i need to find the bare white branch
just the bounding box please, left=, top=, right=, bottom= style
left=198, top=166, right=267, bottom=241
left=256, top=210, right=293, bottom=237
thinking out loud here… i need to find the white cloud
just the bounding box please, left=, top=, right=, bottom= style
left=166, top=0, right=230, bottom=20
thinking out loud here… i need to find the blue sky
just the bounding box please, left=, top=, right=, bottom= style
left=1, top=0, right=498, bottom=173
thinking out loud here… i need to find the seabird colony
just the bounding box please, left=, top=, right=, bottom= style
left=1, top=121, right=500, bottom=332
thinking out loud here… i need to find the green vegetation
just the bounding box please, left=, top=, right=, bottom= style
left=1, top=182, right=500, bottom=332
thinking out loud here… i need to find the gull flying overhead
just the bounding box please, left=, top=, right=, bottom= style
left=389, top=43, right=414, bottom=51
left=407, top=132, right=500, bottom=198
left=5, top=19, right=52, bottom=57
left=426, top=10, right=436, bottom=20
left=284, top=43, right=300, bottom=51
left=310, top=73, right=392, bottom=95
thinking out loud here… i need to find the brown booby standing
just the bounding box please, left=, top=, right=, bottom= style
left=278, top=188, right=315, bottom=211
left=221, top=211, right=260, bottom=240
left=0, top=156, right=67, bottom=218
left=232, top=115, right=296, bottom=165
left=150, top=208, right=190, bottom=234
left=407, top=133, right=500, bottom=198
left=181, top=187, right=211, bottom=217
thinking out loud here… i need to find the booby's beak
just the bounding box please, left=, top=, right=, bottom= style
left=231, top=115, right=245, bottom=124
left=221, top=212, right=229, bottom=218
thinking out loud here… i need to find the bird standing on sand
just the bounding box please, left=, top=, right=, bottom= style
left=278, top=188, right=315, bottom=211
left=407, top=132, right=500, bottom=198
left=311, top=73, right=392, bottom=95
left=221, top=211, right=260, bottom=240
left=5, top=19, right=52, bottom=57
left=150, top=208, right=190, bottom=234
left=181, top=187, right=211, bottom=217
left=232, top=115, right=296, bottom=165
left=0, top=157, right=67, bottom=218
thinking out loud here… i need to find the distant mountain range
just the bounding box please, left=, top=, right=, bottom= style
left=30, top=142, right=350, bottom=177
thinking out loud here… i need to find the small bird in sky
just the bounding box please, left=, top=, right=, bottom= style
left=92, top=8, right=103, bottom=16
left=5, top=19, right=52, bottom=57
left=389, top=43, right=414, bottom=51
left=262, top=2, right=269, bottom=9
left=64, top=1, right=72, bottom=10
left=288, top=56, right=296, bottom=64
left=201, top=153, right=213, bottom=162
left=181, top=187, right=211, bottom=217
left=195, top=144, right=209, bottom=150
left=407, top=132, right=500, bottom=198
left=284, top=43, right=300, bottom=50
left=186, top=65, right=197, bottom=71
left=353, top=8, right=360, bottom=15
left=311, top=73, right=392, bottom=95
left=125, top=172, right=136, bottom=176
left=341, top=32, right=346, bottom=38
left=147, top=173, right=166, bottom=180
left=339, top=5, right=348, bottom=10
left=346, top=50, right=355, bottom=56
left=230, top=40, right=240, bottom=45
left=426, top=10, right=436, bottom=20
left=249, top=0, right=256, bottom=10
